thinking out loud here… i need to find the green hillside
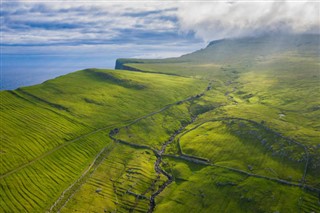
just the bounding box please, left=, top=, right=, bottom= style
left=1, top=34, right=319, bottom=212
left=0, top=69, right=205, bottom=212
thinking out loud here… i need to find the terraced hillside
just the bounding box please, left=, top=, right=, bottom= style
left=1, top=34, right=319, bottom=212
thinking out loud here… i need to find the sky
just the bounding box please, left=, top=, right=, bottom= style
left=1, top=0, right=319, bottom=89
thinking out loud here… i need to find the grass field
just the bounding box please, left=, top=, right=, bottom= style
left=61, top=144, right=166, bottom=213
left=178, top=120, right=306, bottom=182
left=156, top=157, right=320, bottom=213
left=0, top=69, right=205, bottom=212
left=116, top=102, right=193, bottom=150
left=1, top=34, right=319, bottom=212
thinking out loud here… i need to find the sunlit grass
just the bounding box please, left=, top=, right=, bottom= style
left=1, top=34, right=319, bottom=212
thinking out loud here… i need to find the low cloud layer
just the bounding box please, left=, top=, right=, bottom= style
left=177, top=1, right=319, bottom=42
left=1, top=0, right=319, bottom=57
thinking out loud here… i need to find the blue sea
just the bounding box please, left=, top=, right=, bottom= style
left=1, top=55, right=116, bottom=90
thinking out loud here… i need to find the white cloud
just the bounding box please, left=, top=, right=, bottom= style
left=1, top=1, right=180, bottom=45
left=1, top=0, right=319, bottom=57
left=176, top=1, right=320, bottom=41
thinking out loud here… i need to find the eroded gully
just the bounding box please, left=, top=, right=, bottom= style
left=147, top=115, right=197, bottom=213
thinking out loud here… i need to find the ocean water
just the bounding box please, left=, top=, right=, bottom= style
left=1, top=55, right=116, bottom=90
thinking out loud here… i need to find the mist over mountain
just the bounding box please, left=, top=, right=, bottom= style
left=116, top=33, right=320, bottom=68
left=177, top=1, right=320, bottom=41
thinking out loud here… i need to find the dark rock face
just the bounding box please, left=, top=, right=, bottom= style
left=115, top=59, right=144, bottom=70
left=115, top=59, right=125, bottom=69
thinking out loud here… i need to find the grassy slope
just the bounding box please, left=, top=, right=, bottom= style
left=2, top=34, right=319, bottom=213
left=0, top=69, right=205, bottom=212
left=157, top=158, right=319, bottom=213
left=62, top=90, right=202, bottom=213
left=102, top=34, right=319, bottom=212
left=179, top=120, right=306, bottom=182
left=61, top=144, right=166, bottom=213
left=122, top=34, right=320, bottom=155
